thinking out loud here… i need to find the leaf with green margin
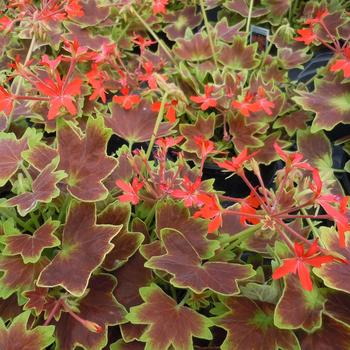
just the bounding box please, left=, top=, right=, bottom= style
left=0, top=256, right=49, bottom=299
left=22, top=143, right=58, bottom=171
left=180, top=115, right=215, bottom=157
left=299, top=316, right=350, bottom=350
left=261, top=0, right=291, bottom=18
left=145, top=228, right=255, bottom=295
left=213, top=297, right=301, bottom=350
left=293, top=77, right=350, bottom=132
left=1, top=219, right=60, bottom=263
left=0, top=311, right=54, bottom=350
left=55, top=274, right=126, bottom=350
left=0, top=132, right=28, bottom=186
left=224, top=0, right=269, bottom=17
left=173, top=30, right=213, bottom=61
left=105, top=101, right=174, bottom=144
left=113, top=252, right=152, bottom=342
left=214, top=17, right=245, bottom=42
left=297, top=129, right=343, bottom=195
left=274, top=274, right=325, bottom=332
left=37, top=201, right=122, bottom=296
left=97, top=202, right=145, bottom=270
left=324, top=291, right=350, bottom=327
left=155, top=199, right=219, bottom=259
left=57, top=117, right=118, bottom=202
left=218, top=36, right=259, bottom=70
left=313, top=227, right=350, bottom=295
left=0, top=294, right=22, bottom=322
left=273, top=111, right=311, bottom=136
left=126, top=283, right=213, bottom=350
left=110, top=339, right=144, bottom=350
left=7, top=159, right=67, bottom=216
left=71, top=0, right=110, bottom=26
left=228, top=114, right=267, bottom=152
left=278, top=47, right=312, bottom=69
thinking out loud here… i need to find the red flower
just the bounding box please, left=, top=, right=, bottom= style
left=231, top=91, right=261, bottom=117
left=305, top=9, right=329, bottom=25
left=151, top=99, right=178, bottom=123
left=113, top=87, right=141, bottom=110
left=0, top=16, right=13, bottom=31
left=0, top=87, right=14, bottom=116
left=194, top=194, right=222, bottom=233
left=330, top=46, right=350, bottom=78
left=63, top=39, right=95, bottom=62
left=116, top=178, right=143, bottom=205
left=215, top=148, right=256, bottom=173
left=153, top=0, right=168, bottom=15
left=274, top=143, right=314, bottom=171
left=138, top=61, right=158, bottom=90
left=190, top=85, right=217, bottom=111
left=194, top=136, right=216, bottom=159
left=155, top=136, right=184, bottom=151
left=40, top=55, right=62, bottom=72
left=239, top=191, right=261, bottom=225
left=35, top=73, right=82, bottom=120
left=65, top=0, right=84, bottom=18
left=131, top=34, right=156, bottom=53
left=294, top=28, right=317, bottom=45
left=171, top=176, right=202, bottom=207
left=256, top=87, right=275, bottom=115
left=93, top=43, right=117, bottom=63
left=272, top=240, right=337, bottom=291
left=86, top=64, right=109, bottom=103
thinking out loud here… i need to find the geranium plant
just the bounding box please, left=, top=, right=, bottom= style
left=0, top=0, right=350, bottom=349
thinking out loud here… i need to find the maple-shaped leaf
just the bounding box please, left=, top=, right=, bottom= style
left=0, top=311, right=54, bottom=350
left=228, top=114, right=268, bottom=151
left=23, top=286, right=55, bottom=317
left=0, top=132, right=28, bottom=186
left=214, top=17, right=245, bottom=42
left=324, top=291, right=350, bottom=327
left=293, top=76, right=350, bottom=132
left=278, top=47, right=312, bottom=69
left=72, top=0, right=110, bottom=26
left=57, top=116, right=117, bottom=201
left=0, top=256, right=48, bottom=299
left=299, top=315, right=350, bottom=350
left=297, top=129, right=342, bottom=195
left=106, top=101, right=174, bottom=144
left=218, top=36, right=259, bottom=70
left=145, top=228, right=255, bottom=295
left=54, top=274, right=125, bottom=350
left=164, top=7, right=202, bottom=40
left=7, top=159, right=67, bottom=216
left=97, top=202, right=145, bottom=270
left=261, top=0, right=291, bottom=18
left=213, top=297, right=300, bottom=350
left=180, top=115, right=215, bottom=157
left=0, top=295, right=22, bottom=322
left=173, top=31, right=213, bottom=61
left=114, top=252, right=152, bottom=342
left=1, top=220, right=60, bottom=263
left=37, top=201, right=121, bottom=296
left=274, top=274, right=324, bottom=332
left=273, top=111, right=311, bottom=136
left=126, top=283, right=213, bottom=350
left=313, top=227, right=350, bottom=294
left=156, top=199, right=219, bottom=259
left=225, top=0, right=269, bottom=17
left=22, top=143, right=58, bottom=171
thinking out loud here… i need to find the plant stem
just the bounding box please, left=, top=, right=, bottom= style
left=220, top=223, right=262, bottom=245
left=6, top=35, right=36, bottom=131
left=58, top=195, right=71, bottom=223
left=146, top=92, right=169, bottom=160
left=178, top=290, right=190, bottom=307
left=301, top=208, right=321, bottom=240
left=199, top=0, right=219, bottom=70
left=1, top=208, right=35, bottom=232
left=43, top=299, right=62, bottom=326
left=130, top=7, right=178, bottom=67
left=20, top=162, right=33, bottom=183
left=245, top=0, right=254, bottom=35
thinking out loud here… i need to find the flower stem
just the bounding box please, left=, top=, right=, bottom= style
left=245, top=0, right=254, bottom=35
left=146, top=92, right=169, bottom=160
left=6, top=35, right=36, bottom=131
left=199, top=0, right=219, bottom=70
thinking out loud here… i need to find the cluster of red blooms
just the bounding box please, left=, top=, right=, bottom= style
left=115, top=137, right=349, bottom=291
left=189, top=84, right=275, bottom=117
left=295, top=8, right=350, bottom=78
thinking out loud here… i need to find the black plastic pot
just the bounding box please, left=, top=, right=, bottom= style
left=202, top=160, right=283, bottom=199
